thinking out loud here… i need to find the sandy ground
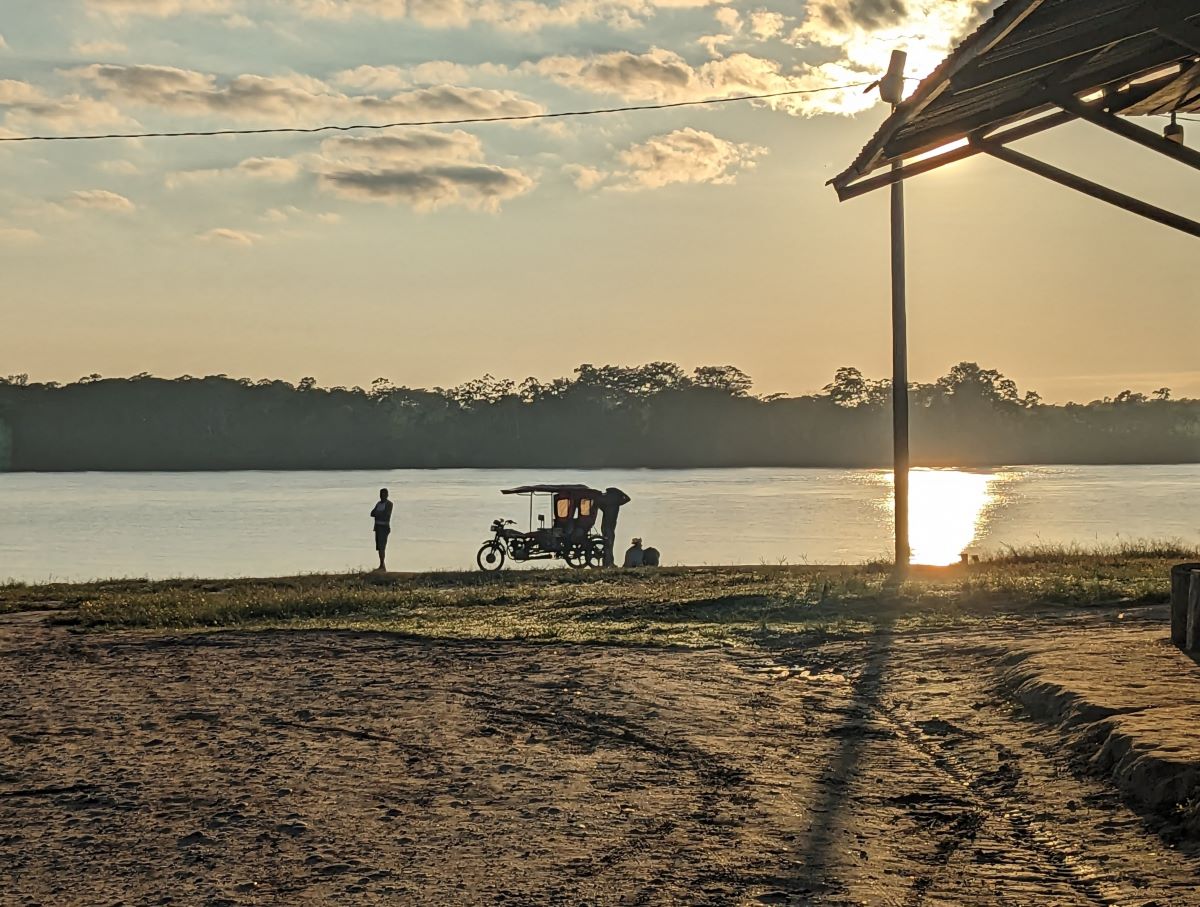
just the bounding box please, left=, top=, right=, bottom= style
left=3, top=608, right=1199, bottom=906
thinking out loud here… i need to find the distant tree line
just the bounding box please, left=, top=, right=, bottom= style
left=0, top=362, right=1196, bottom=471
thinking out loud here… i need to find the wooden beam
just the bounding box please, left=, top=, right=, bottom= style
left=835, top=110, right=1075, bottom=201
left=1057, top=92, right=1200, bottom=170
left=1120, top=62, right=1200, bottom=115
left=834, top=75, right=1183, bottom=199
left=952, top=2, right=1198, bottom=93
left=980, top=142, right=1200, bottom=238
left=882, top=67, right=1178, bottom=162
left=1158, top=19, right=1200, bottom=55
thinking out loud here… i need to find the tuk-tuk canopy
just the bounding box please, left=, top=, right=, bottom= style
left=502, top=484, right=603, bottom=531
left=501, top=484, right=603, bottom=496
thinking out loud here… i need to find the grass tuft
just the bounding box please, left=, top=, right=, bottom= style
left=983, top=539, right=1199, bottom=565
left=0, top=545, right=1188, bottom=647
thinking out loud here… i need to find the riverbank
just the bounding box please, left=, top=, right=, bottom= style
left=2, top=545, right=1191, bottom=639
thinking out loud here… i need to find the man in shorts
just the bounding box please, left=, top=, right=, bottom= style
left=370, top=488, right=393, bottom=571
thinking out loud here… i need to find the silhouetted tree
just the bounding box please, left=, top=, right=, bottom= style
left=692, top=366, right=753, bottom=396
left=0, top=363, right=1194, bottom=470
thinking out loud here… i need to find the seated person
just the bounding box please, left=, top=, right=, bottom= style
left=623, top=538, right=644, bottom=568
left=642, top=545, right=660, bottom=567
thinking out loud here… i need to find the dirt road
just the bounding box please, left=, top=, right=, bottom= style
left=2, top=608, right=1197, bottom=905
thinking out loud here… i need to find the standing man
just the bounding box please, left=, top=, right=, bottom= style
left=597, top=486, right=631, bottom=568
left=370, top=488, right=393, bottom=572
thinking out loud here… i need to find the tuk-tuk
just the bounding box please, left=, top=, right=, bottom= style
left=477, top=484, right=607, bottom=571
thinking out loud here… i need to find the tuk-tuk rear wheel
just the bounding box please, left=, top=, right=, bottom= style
left=586, top=538, right=608, bottom=568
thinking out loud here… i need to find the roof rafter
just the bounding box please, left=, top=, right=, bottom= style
left=831, top=0, right=1200, bottom=239
left=832, top=0, right=1200, bottom=193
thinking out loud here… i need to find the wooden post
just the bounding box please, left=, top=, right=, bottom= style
left=879, top=49, right=911, bottom=572
left=1188, top=572, right=1200, bottom=653
left=890, top=155, right=910, bottom=570
left=1170, top=563, right=1200, bottom=647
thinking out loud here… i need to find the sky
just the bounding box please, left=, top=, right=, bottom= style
left=0, top=0, right=1197, bottom=402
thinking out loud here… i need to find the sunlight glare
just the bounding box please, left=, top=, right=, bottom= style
left=881, top=469, right=998, bottom=566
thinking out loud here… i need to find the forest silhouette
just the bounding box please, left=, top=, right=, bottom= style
left=0, top=362, right=1196, bottom=471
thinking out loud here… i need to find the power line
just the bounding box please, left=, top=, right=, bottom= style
left=0, top=82, right=872, bottom=144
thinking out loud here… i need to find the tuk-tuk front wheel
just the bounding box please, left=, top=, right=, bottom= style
left=476, top=541, right=507, bottom=572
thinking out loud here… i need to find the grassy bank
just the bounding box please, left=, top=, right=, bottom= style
left=2, top=543, right=1193, bottom=647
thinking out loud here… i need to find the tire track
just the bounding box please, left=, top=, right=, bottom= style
left=879, top=701, right=1129, bottom=905
left=766, top=645, right=1143, bottom=906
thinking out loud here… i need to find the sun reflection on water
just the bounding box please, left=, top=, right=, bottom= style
left=880, top=469, right=999, bottom=566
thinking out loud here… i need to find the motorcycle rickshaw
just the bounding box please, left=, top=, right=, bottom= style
left=476, top=484, right=608, bottom=571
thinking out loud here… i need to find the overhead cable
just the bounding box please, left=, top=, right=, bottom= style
left=0, top=82, right=873, bottom=144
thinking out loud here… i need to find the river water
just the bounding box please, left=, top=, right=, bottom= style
left=1, top=466, right=1197, bottom=583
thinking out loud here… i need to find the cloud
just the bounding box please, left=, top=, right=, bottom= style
left=85, top=0, right=236, bottom=16
left=698, top=7, right=786, bottom=56
left=197, top=227, right=261, bottom=245
left=238, top=156, right=302, bottom=179
left=333, top=61, right=476, bottom=92
left=313, top=128, right=534, bottom=212
left=563, top=163, right=608, bottom=190
left=605, top=127, right=766, bottom=190
left=165, top=155, right=301, bottom=187
left=493, top=2, right=983, bottom=118
left=295, top=0, right=726, bottom=30
left=318, top=129, right=484, bottom=166
left=0, top=226, right=41, bottom=244
left=529, top=48, right=697, bottom=100
left=696, top=33, right=733, bottom=57
left=96, top=159, right=141, bottom=175
left=73, top=39, right=129, bottom=56
left=0, top=78, right=135, bottom=134
left=260, top=205, right=340, bottom=224
left=713, top=7, right=740, bottom=31
left=528, top=0, right=987, bottom=119
left=529, top=47, right=868, bottom=115
left=793, top=0, right=990, bottom=106
left=749, top=9, right=785, bottom=40
left=70, top=63, right=544, bottom=125
left=68, top=189, right=136, bottom=212
left=803, top=0, right=909, bottom=33
left=333, top=65, right=413, bottom=92
left=0, top=80, right=45, bottom=105
left=87, top=0, right=726, bottom=32
left=322, top=166, right=532, bottom=210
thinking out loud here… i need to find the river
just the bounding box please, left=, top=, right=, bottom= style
left=1, top=465, right=1197, bottom=582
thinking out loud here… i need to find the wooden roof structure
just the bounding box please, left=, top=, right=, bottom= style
left=831, top=0, right=1200, bottom=236
left=830, top=0, right=1198, bottom=569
